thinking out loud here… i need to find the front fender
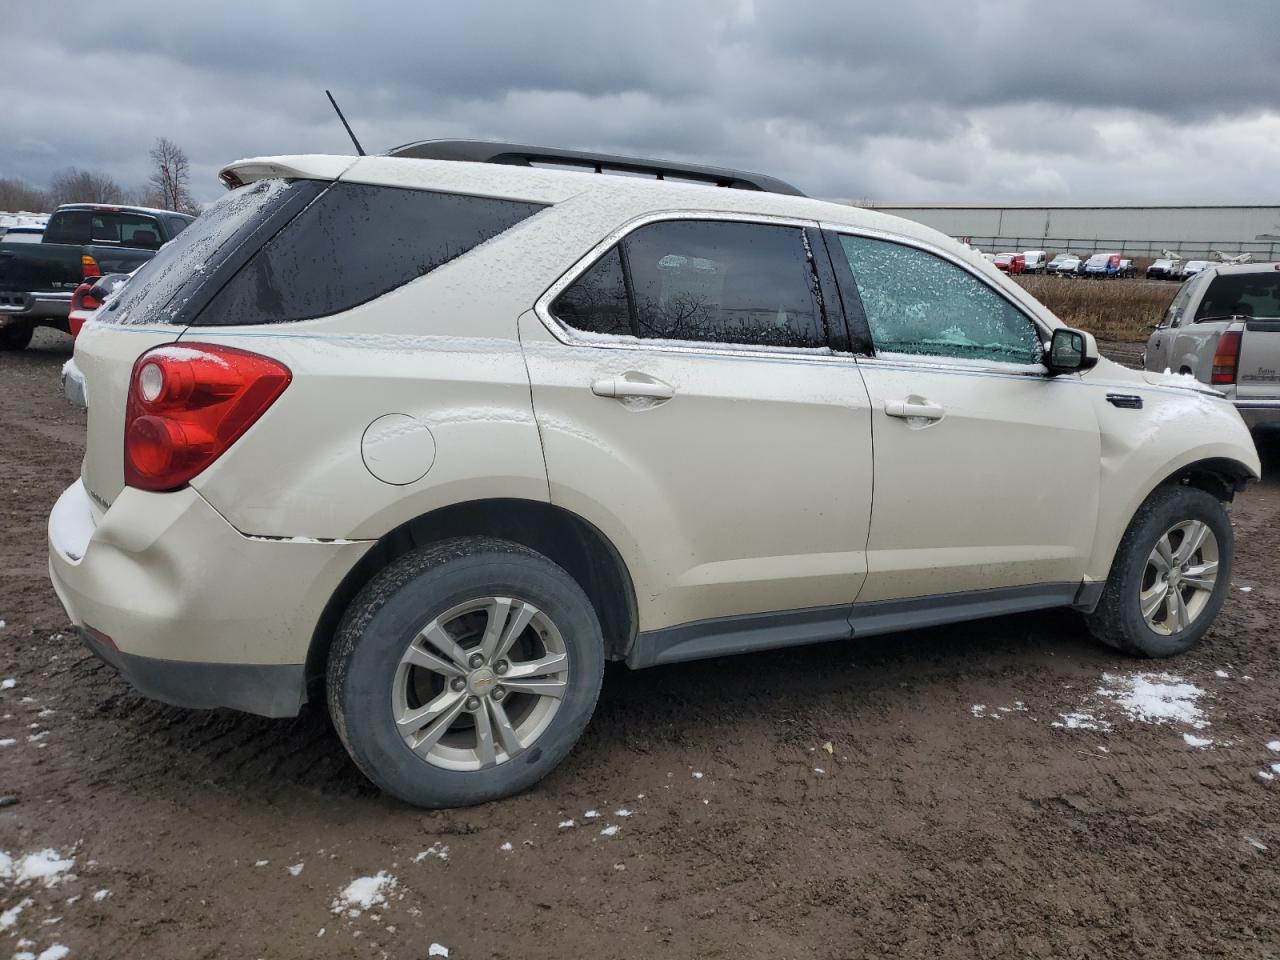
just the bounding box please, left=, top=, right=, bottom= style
left=1084, top=381, right=1259, bottom=582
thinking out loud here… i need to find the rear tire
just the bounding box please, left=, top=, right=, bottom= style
left=1085, top=485, right=1232, bottom=658
left=0, top=321, right=33, bottom=351
left=327, top=537, right=605, bottom=808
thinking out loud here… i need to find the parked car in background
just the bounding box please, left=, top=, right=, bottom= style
left=1148, top=258, right=1180, bottom=280
left=0, top=225, right=44, bottom=244
left=1047, top=253, right=1074, bottom=275
left=1085, top=253, right=1122, bottom=278
left=0, top=202, right=193, bottom=350
left=67, top=272, right=130, bottom=338
left=1054, top=255, right=1083, bottom=276
left=1144, top=262, right=1280, bottom=430
left=1022, top=250, right=1048, bottom=274
left=1118, top=259, right=1135, bottom=279
left=994, top=252, right=1026, bottom=274
left=51, top=142, right=1259, bottom=808
left=1182, top=260, right=1212, bottom=279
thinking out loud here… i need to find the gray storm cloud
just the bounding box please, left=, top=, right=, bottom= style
left=1, top=0, right=1276, bottom=204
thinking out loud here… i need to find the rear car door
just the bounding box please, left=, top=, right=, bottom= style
left=824, top=229, right=1101, bottom=604
left=521, top=215, right=875, bottom=643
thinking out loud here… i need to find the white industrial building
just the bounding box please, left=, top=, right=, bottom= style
left=855, top=202, right=1280, bottom=260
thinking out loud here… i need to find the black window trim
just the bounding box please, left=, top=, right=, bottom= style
left=537, top=210, right=847, bottom=360
left=821, top=224, right=1054, bottom=374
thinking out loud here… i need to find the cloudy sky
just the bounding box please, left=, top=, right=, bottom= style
left=3, top=0, right=1278, bottom=205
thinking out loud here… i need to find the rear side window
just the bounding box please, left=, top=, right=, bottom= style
left=838, top=235, right=1041, bottom=365
left=42, top=211, right=91, bottom=245
left=196, top=183, right=545, bottom=326
left=90, top=213, right=162, bottom=249
left=552, top=220, right=825, bottom=349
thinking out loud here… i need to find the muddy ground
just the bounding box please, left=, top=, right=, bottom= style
left=2, top=329, right=1278, bottom=959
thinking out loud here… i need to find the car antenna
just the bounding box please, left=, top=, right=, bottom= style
left=325, top=89, right=366, bottom=156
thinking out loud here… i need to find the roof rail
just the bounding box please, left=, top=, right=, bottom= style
left=384, top=139, right=806, bottom=197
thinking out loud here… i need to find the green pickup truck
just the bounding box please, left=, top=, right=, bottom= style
left=0, top=202, right=194, bottom=350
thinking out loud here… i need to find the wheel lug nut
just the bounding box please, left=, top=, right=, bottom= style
left=468, top=653, right=485, bottom=669
left=492, top=687, right=505, bottom=701
left=450, top=678, right=465, bottom=692
left=495, top=660, right=509, bottom=675
left=465, top=696, right=480, bottom=711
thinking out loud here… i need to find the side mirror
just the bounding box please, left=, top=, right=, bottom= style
left=1046, top=327, right=1099, bottom=375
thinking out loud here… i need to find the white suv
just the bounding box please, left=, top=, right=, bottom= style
left=50, top=142, right=1260, bottom=807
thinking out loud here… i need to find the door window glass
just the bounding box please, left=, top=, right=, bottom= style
left=839, top=235, right=1042, bottom=364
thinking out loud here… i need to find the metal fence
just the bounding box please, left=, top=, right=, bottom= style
left=959, top=235, right=1280, bottom=261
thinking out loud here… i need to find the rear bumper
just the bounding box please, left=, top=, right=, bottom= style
left=48, top=479, right=372, bottom=718
left=1234, top=399, right=1280, bottom=429
left=0, top=290, right=72, bottom=323
left=79, top=627, right=306, bottom=717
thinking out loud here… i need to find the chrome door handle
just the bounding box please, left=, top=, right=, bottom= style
left=885, top=398, right=944, bottom=420
left=591, top=377, right=675, bottom=400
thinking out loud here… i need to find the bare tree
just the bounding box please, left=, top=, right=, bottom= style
left=0, top=177, right=51, bottom=213
left=148, top=137, right=197, bottom=213
left=48, top=168, right=125, bottom=206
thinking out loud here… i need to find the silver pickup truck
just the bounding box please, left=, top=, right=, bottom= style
left=1144, top=262, right=1280, bottom=429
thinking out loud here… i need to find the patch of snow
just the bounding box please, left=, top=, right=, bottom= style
left=92, top=889, right=110, bottom=902
left=613, top=809, right=632, bottom=817
left=691, top=771, right=704, bottom=779
left=499, top=842, right=513, bottom=852
left=1214, top=669, right=1230, bottom=679
left=1183, top=734, right=1213, bottom=748
left=1, top=898, right=33, bottom=930
left=1, top=678, right=15, bottom=690
left=583, top=809, right=599, bottom=819
left=600, top=825, right=619, bottom=837
left=287, top=863, right=304, bottom=877
left=1052, top=712, right=1112, bottom=732
left=1247, top=837, right=1268, bottom=851
left=814, top=767, right=826, bottom=774
left=1260, top=770, right=1276, bottom=782
left=37, top=946, right=69, bottom=960
left=0, top=738, right=16, bottom=747
left=1266, top=741, right=1280, bottom=753
left=254, top=860, right=269, bottom=867
left=412, top=844, right=449, bottom=862
left=557, top=820, right=575, bottom=829
left=8, top=849, right=76, bottom=888
left=1098, top=672, right=1208, bottom=729
left=332, top=872, right=396, bottom=916
left=1237, top=586, right=1252, bottom=593
left=429, top=945, right=449, bottom=958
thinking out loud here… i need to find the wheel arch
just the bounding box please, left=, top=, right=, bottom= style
left=305, top=498, right=639, bottom=693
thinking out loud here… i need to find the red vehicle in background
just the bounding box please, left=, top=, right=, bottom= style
left=993, top=252, right=1026, bottom=274
left=67, top=273, right=129, bottom=338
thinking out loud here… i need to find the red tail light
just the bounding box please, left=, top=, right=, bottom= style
left=124, top=344, right=291, bottom=491
left=82, top=254, right=101, bottom=279
left=1211, top=331, right=1242, bottom=385
left=69, top=283, right=102, bottom=315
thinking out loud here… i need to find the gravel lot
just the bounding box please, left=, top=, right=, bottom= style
left=2, top=329, right=1278, bottom=959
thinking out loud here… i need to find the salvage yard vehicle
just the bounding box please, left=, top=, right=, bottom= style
left=993, top=252, right=1025, bottom=274
left=1143, top=261, right=1280, bottom=430
left=1053, top=254, right=1083, bottom=276
left=1047, top=253, right=1074, bottom=274
left=1084, top=252, right=1121, bottom=278
left=50, top=142, right=1260, bottom=808
left=0, top=202, right=192, bottom=350
left=1022, top=250, right=1048, bottom=274
left=1147, top=258, right=1180, bottom=280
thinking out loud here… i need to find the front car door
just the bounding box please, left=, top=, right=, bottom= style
left=822, top=227, right=1101, bottom=608
left=520, top=215, right=875, bottom=662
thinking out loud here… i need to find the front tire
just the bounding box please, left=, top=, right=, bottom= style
left=327, top=537, right=605, bottom=808
left=1086, top=485, right=1232, bottom=657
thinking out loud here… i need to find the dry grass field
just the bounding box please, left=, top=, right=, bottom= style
left=1015, top=275, right=1178, bottom=342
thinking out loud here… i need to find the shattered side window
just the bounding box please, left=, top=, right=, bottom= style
left=839, top=235, right=1042, bottom=365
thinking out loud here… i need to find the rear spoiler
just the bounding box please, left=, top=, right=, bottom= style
left=217, top=155, right=359, bottom=189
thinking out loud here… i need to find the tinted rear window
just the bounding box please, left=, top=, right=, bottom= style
left=90, top=213, right=162, bottom=248
left=1196, top=272, right=1280, bottom=321
left=102, top=179, right=308, bottom=325
left=42, top=210, right=91, bottom=245
left=196, top=183, right=545, bottom=326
